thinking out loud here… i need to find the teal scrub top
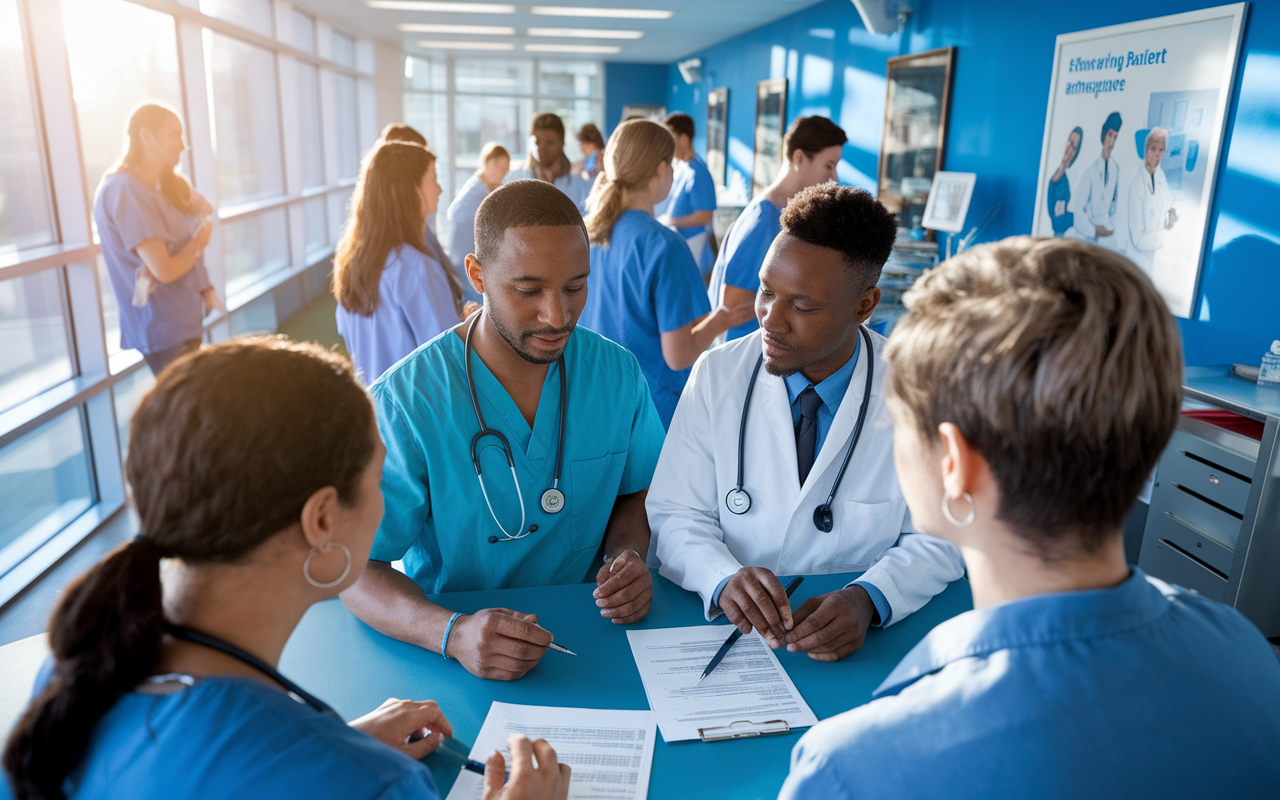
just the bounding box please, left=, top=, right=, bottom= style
left=369, top=326, right=666, bottom=593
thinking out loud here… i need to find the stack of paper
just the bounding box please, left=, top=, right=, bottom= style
left=625, top=625, right=818, bottom=742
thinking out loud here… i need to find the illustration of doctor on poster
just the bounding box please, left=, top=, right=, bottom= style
left=1033, top=5, right=1246, bottom=318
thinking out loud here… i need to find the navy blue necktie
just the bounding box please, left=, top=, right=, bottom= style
left=795, top=387, right=822, bottom=485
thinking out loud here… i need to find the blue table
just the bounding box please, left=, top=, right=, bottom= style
left=281, top=572, right=972, bottom=800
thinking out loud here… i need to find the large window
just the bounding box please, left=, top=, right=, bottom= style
left=0, top=0, right=379, bottom=608
left=404, top=56, right=604, bottom=205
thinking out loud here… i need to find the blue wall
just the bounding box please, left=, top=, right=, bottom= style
left=663, top=0, right=1280, bottom=368
left=603, top=62, right=669, bottom=137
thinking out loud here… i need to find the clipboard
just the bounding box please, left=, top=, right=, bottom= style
left=697, top=719, right=791, bottom=742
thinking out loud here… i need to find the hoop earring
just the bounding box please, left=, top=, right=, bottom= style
left=303, top=543, right=352, bottom=589
left=942, top=493, right=976, bottom=527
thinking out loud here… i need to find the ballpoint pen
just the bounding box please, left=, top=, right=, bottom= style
left=698, top=576, right=804, bottom=683
left=427, top=736, right=509, bottom=779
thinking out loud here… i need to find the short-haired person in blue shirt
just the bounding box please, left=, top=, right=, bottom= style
left=334, top=141, right=468, bottom=383
left=94, top=102, right=218, bottom=375
left=708, top=116, right=847, bottom=341
left=1, top=339, right=570, bottom=800
left=578, top=119, right=753, bottom=429
left=342, top=180, right=667, bottom=681
left=443, top=142, right=511, bottom=304
left=658, top=113, right=717, bottom=273
left=779, top=237, right=1280, bottom=799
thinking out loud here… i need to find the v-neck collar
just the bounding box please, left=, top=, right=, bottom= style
left=451, top=334, right=564, bottom=465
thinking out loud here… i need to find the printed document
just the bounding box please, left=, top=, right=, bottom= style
left=443, top=702, right=656, bottom=800
left=625, top=625, right=818, bottom=742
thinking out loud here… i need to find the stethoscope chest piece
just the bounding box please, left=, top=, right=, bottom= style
left=813, top=503, right=835, bottom=532
left=725, top=488, right=752, bottom=515
left=541, top=487, right=565, bottom=514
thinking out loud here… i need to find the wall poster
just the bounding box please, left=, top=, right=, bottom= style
left=752, top=78, right=788, bottom=197
left=1032, top=3, right=1247, bottom=318
left=706, top=87, right=729, bottom=190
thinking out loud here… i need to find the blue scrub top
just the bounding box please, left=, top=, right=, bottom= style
left=1047, top=173, right=1073, bottom=236
left=667, top=156, right=717, bottom=240
left=706, top=196, right=782, bottom=340
left=779, top=569, right=1280, bottom=799
left=369, top=326, right=665, bottom=593
left=336, top=244, right=460, bottom=384
left=94, top=172, right=212, bottom=354
left=30, top=675, right=437, bottom=799
left=441, top=175, right=487, bottom=304
left=580, top=210, right=711, bottom=429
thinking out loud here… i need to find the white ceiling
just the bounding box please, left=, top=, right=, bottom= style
left=296, top=0, right=828, bottom=62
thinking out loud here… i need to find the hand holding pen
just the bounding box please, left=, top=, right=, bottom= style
left=432, top=734, right=570, bottom=800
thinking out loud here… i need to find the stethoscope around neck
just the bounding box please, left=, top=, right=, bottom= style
left=465, top=312, right=567, bottom=544
left=725, top=325, right=875, bottom=533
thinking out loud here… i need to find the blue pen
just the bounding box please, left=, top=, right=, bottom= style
left=429, top=736, right=509, bottom=779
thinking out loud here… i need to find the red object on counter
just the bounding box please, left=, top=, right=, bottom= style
left=1183, top=409, right=1265, bottom=441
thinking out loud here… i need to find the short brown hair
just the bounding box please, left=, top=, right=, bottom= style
left=475, top=179, right=588, bottom=264
left=379, top=122, right=427, bottom=146
left=577, top=123, right=604, bottom=150
left=783, top=115, right=847, bottom=160
left=664, top=112, right=694, bottom=140
left=530, top=112, right=565, bottom=140
left=480, top=141, right=510, bottom=164
left=885, top=237, right=1183, bottom=556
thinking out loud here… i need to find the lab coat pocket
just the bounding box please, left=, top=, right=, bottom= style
left=568, top=451, right=628, bottom=552
left=831, top=499, right=906, bottom=570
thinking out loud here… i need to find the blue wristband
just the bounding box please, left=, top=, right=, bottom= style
left=441, top=612, right=463, bottom=660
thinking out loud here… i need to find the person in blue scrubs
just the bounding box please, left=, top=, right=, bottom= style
left=1046, top=126, right=1082, bottom=236
left=708, top=116, right=848, bottom=340
left=94, top=102, right=217, bottom=375
left=578, top=119, right=752, bottom=428
left=444, top=142, right=510, bottom=304
left=778, top=237, right=1280, bottom=799
left=1, top=339, right=569, bottom=800
left=658, top=113, right=717, bottom=273
left=504, top=113, right=593, bottom=213
left=334, top=141, right=466, bottom=383
left=342, top=179, right=667, bottom=682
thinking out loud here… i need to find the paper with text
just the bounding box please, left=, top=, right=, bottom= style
left=625, top=625, right=818, bottom=742
left=443, top=702, right=656, bottom=800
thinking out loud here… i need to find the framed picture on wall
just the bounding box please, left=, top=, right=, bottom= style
left=876, top=47, right=956, bottom=238
left=1032, top=4, right=1247, bottom=319
left=706, top=87, right=729, bottom=189
left=752, top=78, right=788, bottom=197
left=921, top=171, right=977, bottom=233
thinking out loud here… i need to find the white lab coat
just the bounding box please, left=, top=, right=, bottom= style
left=1127, top=166, right=1172, bottom=276
left=646, top=330, right=965, bottom=624
left=1069, top=156, right=1123, bottom=249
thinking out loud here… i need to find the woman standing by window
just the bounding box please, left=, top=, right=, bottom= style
left=443, top=142, right=510, bottom=302
left=94, top=102, right=216, bottom=375
left=578, top=119, right=752, bottom=428
left=334, top=141, right=466, bottom=384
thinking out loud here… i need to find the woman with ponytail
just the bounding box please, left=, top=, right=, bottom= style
left=579, top=119, right=753, bottom=428
left=94, top=101, right=218, bottom=376
left=2, top=338, right=570, bottom=800
left=334, top=141, right=468, bottom=384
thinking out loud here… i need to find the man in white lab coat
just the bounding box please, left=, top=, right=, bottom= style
left=647, top=184, right=964, bottom=662
left=1069, top=112, right=1123, bottom=249
left=1127, top=126, right=1178, bottom=276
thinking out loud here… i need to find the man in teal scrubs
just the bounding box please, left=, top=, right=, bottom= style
left=342, top=180, right=666, bottom=681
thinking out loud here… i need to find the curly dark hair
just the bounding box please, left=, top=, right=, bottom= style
left=780, top=183, right=898, bottom=291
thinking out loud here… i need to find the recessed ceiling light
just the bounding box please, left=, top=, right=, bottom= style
left=529, top=6, right=673, bottom=19
left=524, top=43, right=623, bottom=53
left=367, top=1, right=517, bottom=13
left=417, top=40, right=516, bottom=49
left=399, top=23, right=516, bottom=34
left=527, top=27, right=643, bottom=39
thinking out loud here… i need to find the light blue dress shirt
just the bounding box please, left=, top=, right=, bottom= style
left=368, top=326, right=666, bottom=593
left=710, top=337, right=890, bottom=624
left=441, top=175, right=486, bottom=304
left=25, top=675, right=438, bottom=799
left=667, top=156, right=717, bottom=240
left=94, top=173, right=212, bottom=354
left=335, top=244, right=459, bottom=384
left=580, top=210, right=711, bottom=429
left=707, top=196, right=783, bottom=340
left=780, top=569, right=1280, bottom=799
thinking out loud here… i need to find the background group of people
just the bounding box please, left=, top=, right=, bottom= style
left=12, top=96, right=1279, bottom=800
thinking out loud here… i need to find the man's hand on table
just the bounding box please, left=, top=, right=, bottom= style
left=448, top=608, right=553, bottom=680
left=718, top=567, right=793, bottom=648
left=784, top=585, right=876, bottom=661
left=593, top=549, right=651, bottom=624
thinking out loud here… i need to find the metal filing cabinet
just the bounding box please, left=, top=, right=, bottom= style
left=1139, top=367, right=1280, bottom=637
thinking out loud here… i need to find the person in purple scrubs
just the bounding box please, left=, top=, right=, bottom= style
left=94, top=102, right=216, bottom=375
left=707, top=116, right=848, bottom=340
left=333, top=141, right=466, bottom=383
